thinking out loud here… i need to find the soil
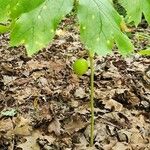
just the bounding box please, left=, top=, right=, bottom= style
left=0, top=16, right=150, bottom=150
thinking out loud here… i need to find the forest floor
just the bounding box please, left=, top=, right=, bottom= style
left=0, top=16, right=150, bottom=150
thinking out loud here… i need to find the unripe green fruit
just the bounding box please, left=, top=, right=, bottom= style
left=73, top=58, right=88, bottom=76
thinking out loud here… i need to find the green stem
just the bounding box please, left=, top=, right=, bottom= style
left=89, top=53, right=95, bottom=146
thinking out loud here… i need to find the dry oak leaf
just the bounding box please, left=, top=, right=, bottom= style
left=14, top=116, right=32, bottom=136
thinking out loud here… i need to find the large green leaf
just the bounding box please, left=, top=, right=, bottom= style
left=118, top=0, right=150, bottom=26
left=77, top=0, right=134, bottom=56
left=10, top=0, right=73, bottom=56
left=10, top=0, right=45, bottom=19
left=0, top=0, right=45, bottom=22
left=0, top=0, right=11, bottom=22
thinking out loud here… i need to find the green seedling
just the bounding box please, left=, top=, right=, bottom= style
left=0, top=0, right=150, bottom=147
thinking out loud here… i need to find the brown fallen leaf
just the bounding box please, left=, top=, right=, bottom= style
left=112, top=142, right=131, bottom=150
left=48, top=118, right=61, bottom=136
left=14, top=86, right=40, bottom=104
left=0, top=118, right=13, bottom=132
left=130, top=128, right=145, bottom=144
left=105, top=99, right=123, bottom=111
left=64, top=115, right=88, bottom=135
left=74, top=87, right=86, bottom=98
left=17, top=130, right=40, bottom=150
left=27, top=59, right=65, bottom=73
left=13, top=116, right=32, bottom=136
left=0, top=118, right=14, bottom=139
left=3, top=75, right=17, bottom=85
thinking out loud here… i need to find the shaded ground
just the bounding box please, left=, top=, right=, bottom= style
left=0, top=17, right=150, bottom=150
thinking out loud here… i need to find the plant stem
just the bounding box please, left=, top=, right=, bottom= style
left=89, top=53, right=94, bottom=146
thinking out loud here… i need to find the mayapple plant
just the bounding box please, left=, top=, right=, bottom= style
left=0, top=0, right=150, bottom=147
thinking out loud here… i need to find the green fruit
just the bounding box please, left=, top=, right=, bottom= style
left=73, top=58, right=88, bottom=76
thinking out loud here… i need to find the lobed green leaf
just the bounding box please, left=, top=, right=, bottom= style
left=10, top=0, right=73, bottom=56
left=77, top=0, right=134, bottom=56
left=118, top=0, right=150, bottom=26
